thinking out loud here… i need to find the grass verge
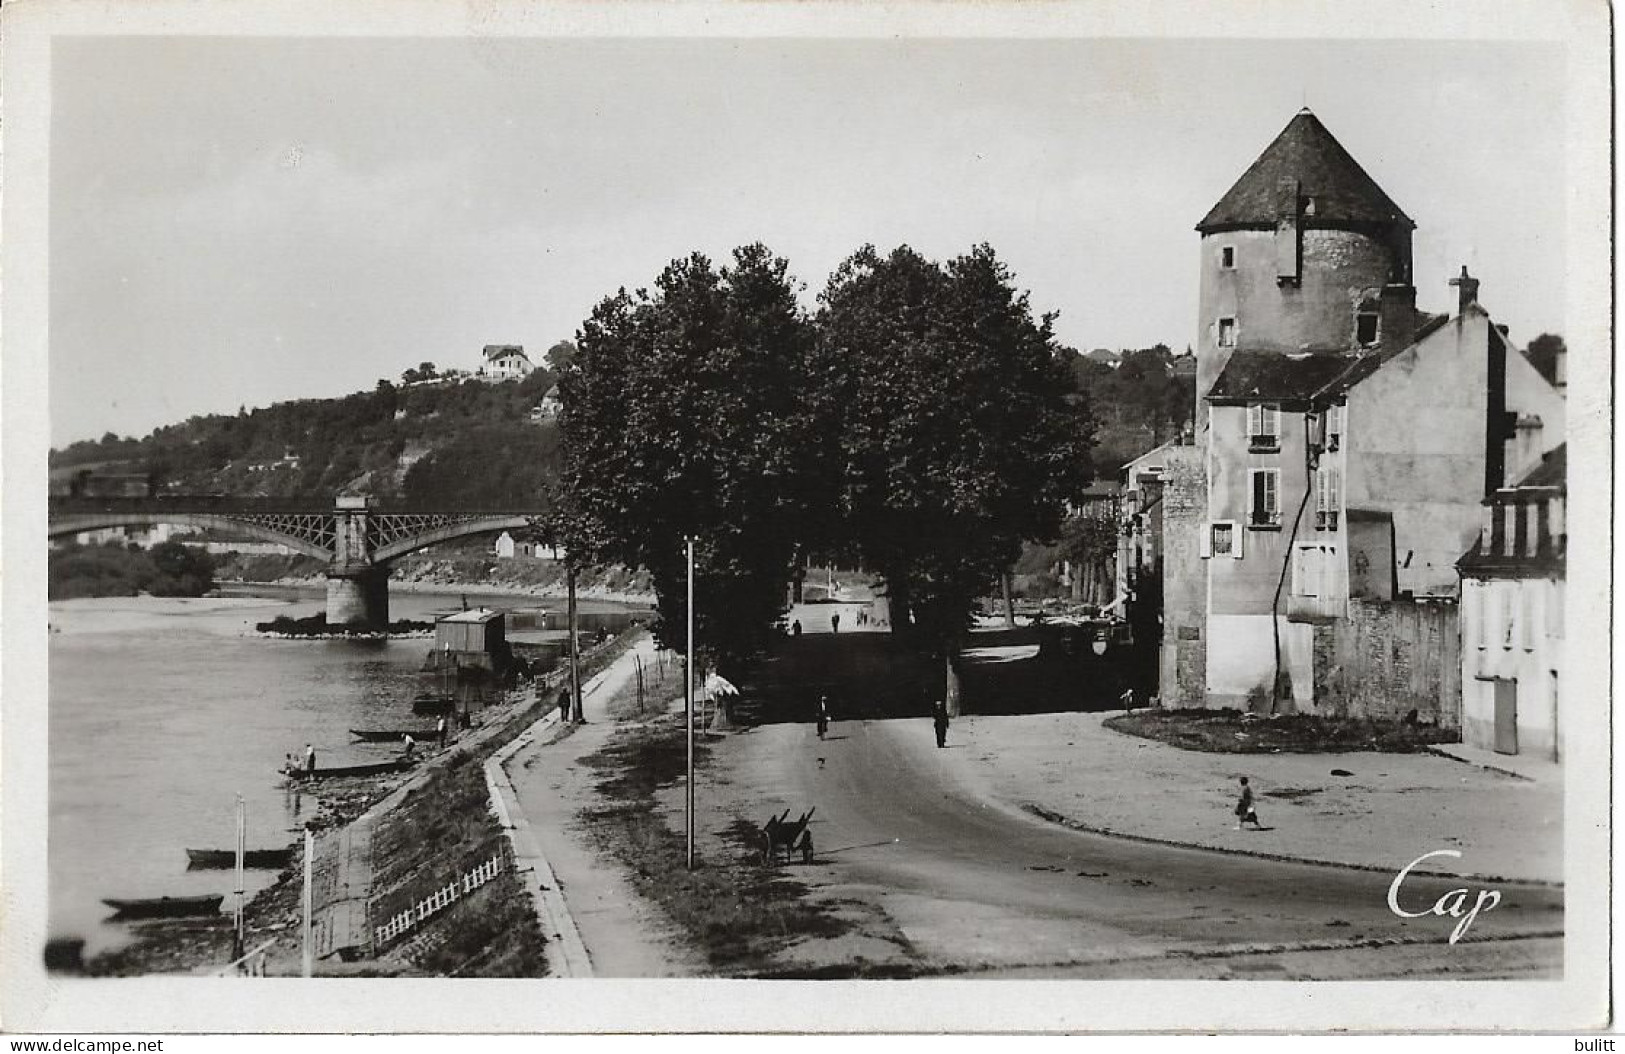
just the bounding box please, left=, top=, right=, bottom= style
left=1105, top=707, right=1459, bottom=754
left=576, top=711, right=880, bottom=976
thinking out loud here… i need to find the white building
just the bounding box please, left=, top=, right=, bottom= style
left=480, top=344, right=534, bottom=381
left=1457, top=444, right=1565, bottom=761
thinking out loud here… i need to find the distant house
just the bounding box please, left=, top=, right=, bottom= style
left=493, top=531, right=534, bottom=559
left=494, top=531, right=566, bottom=561
left=1084, top=348, right=1123, bottom=369
left=480, top=344, right=534, bottom=381
left=1457, top=445, right=1565, bottom=761
left=530, top=385, right=564, bottom=422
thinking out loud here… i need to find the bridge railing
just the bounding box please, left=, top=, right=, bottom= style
left=47, top=496, right=550, bottom=517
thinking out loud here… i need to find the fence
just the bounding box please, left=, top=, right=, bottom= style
left=215, top=938, right=277, bottom=977
left=373, top=855, right=505, bottom=947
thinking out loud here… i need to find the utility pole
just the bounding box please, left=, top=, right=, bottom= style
left=301, top=825, right=314, bottom=978
left=568, top=563, right=583, bottom=723
left=685, top=536, right=696, bottom=871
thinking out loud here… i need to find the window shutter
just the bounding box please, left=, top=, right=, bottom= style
left=1247, top=404, right=1261, bottom=437
left=1199, top=527, right=1213, bottom=559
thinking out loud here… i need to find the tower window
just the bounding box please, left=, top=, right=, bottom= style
left=1221, top=245, right=1236, bottom=269
left=1217, top=317, right=1236, bottom=347
left=1356, top=310, right=1380, bottom=347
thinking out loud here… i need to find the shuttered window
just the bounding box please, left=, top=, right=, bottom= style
left=1249, top=468, right=1280, bottom=527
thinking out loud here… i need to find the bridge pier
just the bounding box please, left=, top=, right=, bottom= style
left=326, top=567, right=390, bottom=629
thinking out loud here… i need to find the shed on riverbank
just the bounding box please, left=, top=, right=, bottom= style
left=435, top=609, right=505, bottom=666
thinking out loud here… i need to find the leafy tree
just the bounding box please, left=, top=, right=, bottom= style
left=1525, top=333, right=1565, bottom=387
left=813, top=243, right=1097, bottom=687
left=544, top=340, right=578, bottom=373
left=555, top=244, right=816, bottom=674
left=146, top=541, right=216, bottom=596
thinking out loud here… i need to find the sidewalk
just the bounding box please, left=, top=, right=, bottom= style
left=498, top=634, right=704, bottom=978
left=944, top=709, right=1563, bottom=885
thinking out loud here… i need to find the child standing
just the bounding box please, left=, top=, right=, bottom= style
left=1234, top=776, right=1262, bottom=830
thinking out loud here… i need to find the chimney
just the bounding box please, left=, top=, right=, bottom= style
left=1449, top=265, right=1480, bottom=316
left=1379, top=283, right=1418, bottom=350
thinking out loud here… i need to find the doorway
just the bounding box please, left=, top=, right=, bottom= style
left=1492, top=678, right=1519, bottom=755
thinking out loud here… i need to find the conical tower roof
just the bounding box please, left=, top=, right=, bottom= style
left=1197, top=109, right=1414, bottom=233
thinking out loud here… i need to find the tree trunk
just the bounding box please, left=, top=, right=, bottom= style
left=1001, top=573, right=1016, bottom=628
left=944, top=648, right=963, bottom=719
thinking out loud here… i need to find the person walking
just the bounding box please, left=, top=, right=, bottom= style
left=436, top=715, right=448, bottom=749
left=816, top=695, right=830, bottom=740
left=557, top=686, right=572, bottom=723
left=791, top=619, right=802, bottom=637
left=303, top=743, right=316, bottom=775
left=932, top=700, right=950, bottom=749
left=1234, top=776, right=1262, bottom=830
left=831, top=612, right=841, bottom=634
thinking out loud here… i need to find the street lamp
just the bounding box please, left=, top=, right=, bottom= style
left=685, top=536, right=696, bottom=871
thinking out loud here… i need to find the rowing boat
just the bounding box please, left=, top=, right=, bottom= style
left=103, top=895, right=225, bottom=920
left=280, top=760, right=413, bottom=781
left=185, top=847, right=295, bottom=870
left=348, top=728, right=439, bottom=743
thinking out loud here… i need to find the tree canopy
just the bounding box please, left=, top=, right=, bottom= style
left=811, top=244, right=1097, bottom=647
left=554, top=244, right=817, bottom=673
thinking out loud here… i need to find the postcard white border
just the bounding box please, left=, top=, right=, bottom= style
left=2, top=0, right=1611, bottom=1034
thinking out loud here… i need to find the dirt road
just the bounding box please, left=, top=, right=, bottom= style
left=717, top=716, right=1562, bottom=979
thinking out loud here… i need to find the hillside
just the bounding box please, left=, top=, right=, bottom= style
left=50, top=370, right=561, bottom=509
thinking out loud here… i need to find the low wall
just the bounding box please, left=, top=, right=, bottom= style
left=1312, top=596, right=1461, bottom=726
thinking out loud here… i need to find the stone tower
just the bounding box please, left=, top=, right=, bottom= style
left=1193, top=109, right=1423, bottom=415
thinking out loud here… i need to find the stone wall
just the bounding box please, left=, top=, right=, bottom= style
left=1311, top=596, right=1460, bottom=726
left=1158, top=444, right=1207, bottom=706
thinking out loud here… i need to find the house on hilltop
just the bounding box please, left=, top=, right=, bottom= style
left=1160, top=109, right=1566, bottom=726
left=479, top=344, right=534, bottom=381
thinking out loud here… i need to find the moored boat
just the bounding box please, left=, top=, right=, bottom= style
left=280, top=760, right=413, bottom=781
left=103, top=895, right=225, bottom=920
left=185, top=847, right=295, bottom=870
left=348, top=727, right=439, bottom=743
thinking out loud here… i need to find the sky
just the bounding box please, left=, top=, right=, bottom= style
left=48, top=35, right=1569, bottom=447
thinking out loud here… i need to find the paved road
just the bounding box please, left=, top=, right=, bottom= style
left=730, top=716, right=1563, bottom=979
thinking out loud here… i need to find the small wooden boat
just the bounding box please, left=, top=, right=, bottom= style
left=348, top=727, right=439, bottom=743
left=103, top=895, right=225, bottom=920
left=185, top=847, right=295, bottom=870
left=280, top=760, right=413, bottom=781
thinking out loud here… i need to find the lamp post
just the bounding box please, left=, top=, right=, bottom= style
left=685, top=536, right=696, bottom=871
left=568, top=563, right=583, bottom=723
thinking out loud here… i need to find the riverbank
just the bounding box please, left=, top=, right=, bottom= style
left=214, top=551, right=657, bottom=608
left=80, top=628, right=645, bottom=977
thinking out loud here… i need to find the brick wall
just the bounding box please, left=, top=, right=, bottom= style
left=1312, top=596, right=1460, bottom=726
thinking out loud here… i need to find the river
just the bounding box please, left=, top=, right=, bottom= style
left=47, top=584, right=642, bottom=956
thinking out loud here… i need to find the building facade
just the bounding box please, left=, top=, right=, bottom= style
left=480, top=344, right=534, bottom=381
left=1163, top=109, right=1565, bottom=718
left=1457, top=445, right=1565, bottom=761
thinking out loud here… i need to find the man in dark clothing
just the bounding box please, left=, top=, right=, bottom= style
left=932, top=702, right=949, bottom=748
left=557, top=687, right=572, bottom=722
left=304, top=744, right=316, bottom=774
left=831, top=612, right=841, bottom=634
